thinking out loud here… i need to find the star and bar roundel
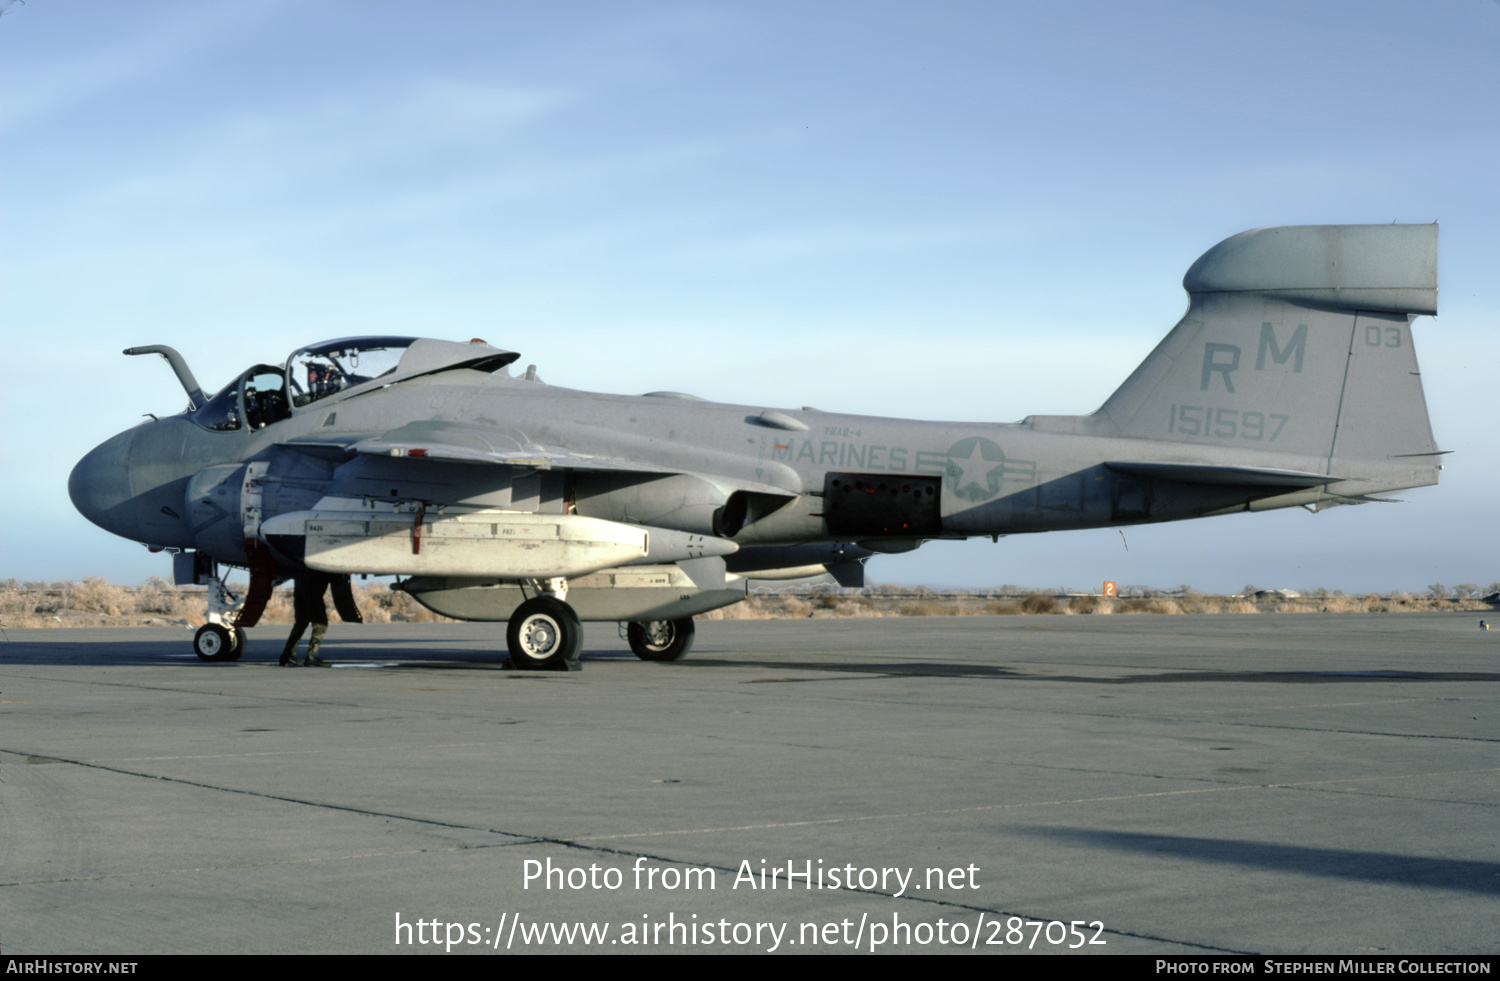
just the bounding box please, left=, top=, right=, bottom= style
left=944, top=436, right=1035, bottom=503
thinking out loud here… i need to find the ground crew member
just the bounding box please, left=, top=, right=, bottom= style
left=280, top=571, right=362, bottom=666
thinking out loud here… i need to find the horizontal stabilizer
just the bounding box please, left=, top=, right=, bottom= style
left=1105, top=462, right=1352, bottom=488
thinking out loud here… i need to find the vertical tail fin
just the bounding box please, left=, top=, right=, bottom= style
left=1088, top=225, right=1439, bottom=493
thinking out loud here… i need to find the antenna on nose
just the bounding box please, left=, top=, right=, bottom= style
left=124, top=345, right=208, bottom=408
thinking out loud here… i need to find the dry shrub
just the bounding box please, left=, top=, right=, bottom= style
left=772, top=596, right=814, bottom=619
left=704, top=595, right=815, bottom=619
left=809, top=595, right=878, bottom=617
left=1116, top=598, right=1183, bottom=615
left=218, top=580, right=455, bottom=625
left=356, top=583, right=455, bottom=623
left=840, top=595, right=879, bottom=616
left=133, top=577, right=183, bottom=615
left=401, top=601, right=454, bottom=623
left=1, top=581, right=60, bottom=617
left=258, top=587, right=292, bottom=622
left=702, top=601, right=759, bottom=620
left=69, top=577, right=126, bottom=616
left=786, top=592, right=878, bottom=617
left=7, top=576, right=1492, bottom=627
left=0, top=585, right=29, bottom=619
left=896, top=600, right=958, bottom=617
left=1020, top=594, right=1056, bottom=615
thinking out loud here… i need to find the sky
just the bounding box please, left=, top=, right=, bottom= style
left=3, top=0, right=1497, bottom=593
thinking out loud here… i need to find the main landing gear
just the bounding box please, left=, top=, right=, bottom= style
left=505, top=579, right=582, bottom=670
left=625, top=618, right=696, bottom=662
left=506, top=596, right=583, bottom=669
left=502, top=579, right=699, bottom=669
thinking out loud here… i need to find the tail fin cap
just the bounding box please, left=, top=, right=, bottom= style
left=1183, top=224, right=1437, bottom=316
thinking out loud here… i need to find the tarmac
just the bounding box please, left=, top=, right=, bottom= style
left=1, top=612, right=1497, bottom=955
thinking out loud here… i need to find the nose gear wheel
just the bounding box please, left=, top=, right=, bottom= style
left=194, top=623, right=243, bottom=662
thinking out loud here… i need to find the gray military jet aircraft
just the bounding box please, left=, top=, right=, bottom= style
left=70, top=224, right=1443, bottom=668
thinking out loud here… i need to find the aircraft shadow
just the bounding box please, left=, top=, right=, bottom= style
left=670, top=658, right=1500, bottom=685
left=7, top=640, right=1500, bottom=683
left=1013, top=826, right=1500, bottom=896
left=0, top=637, right=500, bottom=668
left=0, top=635, right=645, bottom=668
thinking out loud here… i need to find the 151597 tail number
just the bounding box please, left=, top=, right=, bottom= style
left=1169, top=405, right=1288, bottom=442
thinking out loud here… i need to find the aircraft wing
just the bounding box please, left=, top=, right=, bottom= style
left=281, top=421, right=674, bottom=474
left=280, top=419, right=804, bottom=497
left=1104, top=462, right=1355, bottom=488
left=352, top=437, right=678, bottom=474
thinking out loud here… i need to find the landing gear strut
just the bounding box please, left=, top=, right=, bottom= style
left=189, top=544, right=277, bottom=663
left=505, top=578, right=582, bottom=670
left=195, top=577, right=247, bottom=662
left=626, top=618, right=695, bottom=662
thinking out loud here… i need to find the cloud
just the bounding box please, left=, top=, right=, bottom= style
left=684, top=220, right=1037, bottom=264
left=0, top=0, right=292, bottom=134
left=211, top=76, right=574, bottom=170
left=72, top=76, right=571, bottom=207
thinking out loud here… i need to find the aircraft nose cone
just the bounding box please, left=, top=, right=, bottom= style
left=69, top=429, right=137, bottom=535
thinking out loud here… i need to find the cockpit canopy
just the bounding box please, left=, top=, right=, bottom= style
left=191, top=364, right=288, bottom=432
left=188, top=336, right=517, bottom=433
left=286, top=336, right=417, bottom=409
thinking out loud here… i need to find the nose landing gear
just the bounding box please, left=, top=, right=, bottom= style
left=193, top=622, right=246, bottom=662
left=193, top=576, right=249, bottom=661
left=185, top=544, right=277, bottom=662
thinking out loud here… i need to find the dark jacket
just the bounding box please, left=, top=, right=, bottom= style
left=292, top=573, right=363, bottom=624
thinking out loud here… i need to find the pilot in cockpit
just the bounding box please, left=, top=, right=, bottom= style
left=306, top=362, right=346, bottom=400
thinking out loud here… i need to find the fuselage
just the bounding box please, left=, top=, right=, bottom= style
left=71, top=358, right=1420, bottom=570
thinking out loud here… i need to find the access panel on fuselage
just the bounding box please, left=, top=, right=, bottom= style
left=821, top=473, right=942, bottom=537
